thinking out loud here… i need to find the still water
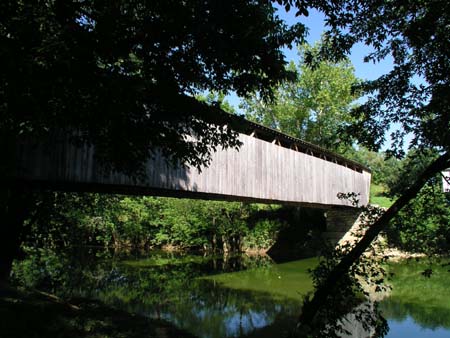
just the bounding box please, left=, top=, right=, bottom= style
left=13, top=249, right=450, bottom=337
left=379, top=259, right=450, bottom=338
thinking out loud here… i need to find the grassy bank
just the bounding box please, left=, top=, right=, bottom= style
left=370, top=183, right=394, bottom=208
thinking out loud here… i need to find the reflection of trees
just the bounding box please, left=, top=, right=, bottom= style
left=12, top=249, right=297, bottom=338
left=161, top=280, right=299, bottom=338
left=380, top=299, right=450, bottom=329
left=93, top=266, right=299, bottom=338
left=23, top=249, right=450, bottom=337
left=380, top=259, right=450, bottom=330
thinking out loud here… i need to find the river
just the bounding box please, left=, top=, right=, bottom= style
left=11, top=249, right=450, bottom=337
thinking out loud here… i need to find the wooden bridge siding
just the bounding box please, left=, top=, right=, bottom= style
left=16, top=133, right=370, bottom=207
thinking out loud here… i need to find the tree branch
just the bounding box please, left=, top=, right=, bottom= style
left=296, top=151, right=450, bottom=334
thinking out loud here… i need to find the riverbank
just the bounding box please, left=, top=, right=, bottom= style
left=0, top=284, right=195, bottom=338
left=381, top=247, right=426, bottom=262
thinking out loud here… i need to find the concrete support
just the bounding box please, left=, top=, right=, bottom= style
left=322, top=208, right=362, bottom=246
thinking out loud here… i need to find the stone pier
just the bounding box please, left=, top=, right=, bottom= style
left=322, top=208, right=362, bottom=246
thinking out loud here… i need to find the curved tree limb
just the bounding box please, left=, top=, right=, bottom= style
left=297, top=151, right=450, bottom=335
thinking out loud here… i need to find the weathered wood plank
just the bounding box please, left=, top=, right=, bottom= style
left=14, top=133, right=371, bottom=208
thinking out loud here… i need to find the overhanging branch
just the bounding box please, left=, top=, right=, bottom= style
left=296, top=151, right=450, bottom=335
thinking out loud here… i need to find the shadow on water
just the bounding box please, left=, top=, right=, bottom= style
left=8, top=248, right=450, bottom=338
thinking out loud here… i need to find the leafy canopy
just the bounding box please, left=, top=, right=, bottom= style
left=299, top=0, right=450, bottom=156
left=1, top=0, right=307, bottom=176
left=241, top=42, right=360, bottom=152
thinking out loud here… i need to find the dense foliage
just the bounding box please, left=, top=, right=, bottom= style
left=385, top=149, right=441, bottom=197
left=384, top=150, right=450, bottom=254
left=1, top=0, right=307, bottom=177
left=386, top=184, right=450, bottom=254
left=347, top=147, right=400, bottom=186
left=24, top=192, right=290, bottom=254
left=296, top=0, right=450, bottom=157
left=241, top=42, right=360, bottom=152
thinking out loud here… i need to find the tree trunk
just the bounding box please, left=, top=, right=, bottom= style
left=0, top=186, right=32, bottom=282
left=222, top=235, right=229, bottom=253
left=296, top=152, right=450, bottom=334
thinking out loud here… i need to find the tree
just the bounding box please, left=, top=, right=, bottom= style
left=346, top=146, right=401, bottom=186
left=384, top=150, right=450, bottom=254
left=1, top=0, right=308, bottom=176
left=241, top=42, right=360, bottom=152
left=304, top=0, right=450, bottom=157
left=275, top=0, right=450, bottom=334
left=385, top=149, right=441, bottom=197
left=1, top=0, right=310, bottom=280
left=385, top=183, right=450, bottom=254
left=196, top=91, right=237, bottom=115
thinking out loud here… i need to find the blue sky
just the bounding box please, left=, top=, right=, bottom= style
left=280, top=8, right=395, bottom=81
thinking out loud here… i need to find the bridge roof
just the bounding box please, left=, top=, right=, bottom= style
left=227, top=113, right=371, bottom=173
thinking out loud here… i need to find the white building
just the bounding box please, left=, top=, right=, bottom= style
left=443, top=169, right=450, bottom=193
